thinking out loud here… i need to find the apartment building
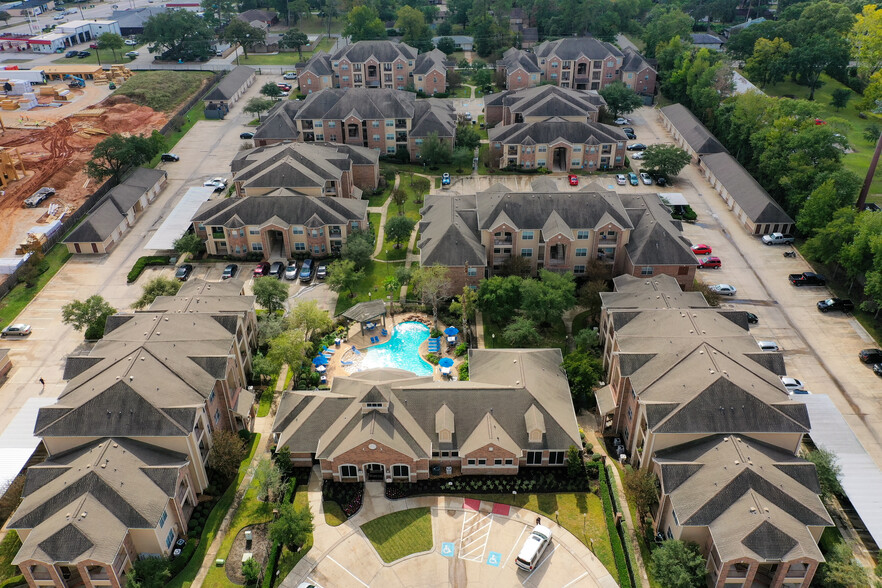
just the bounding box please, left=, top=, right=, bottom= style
left=252, top=88, right=456, bottom=162
left=496, top=38, right=656, bottom=96
left=484, top=85, right=607, bottom=126
left=273, top=349, right=581, bottom=482
left=230, top=142, right=380, bottom=198
left=418, top=181, right=699, bottom=291
left=191, top=195, right=368, bottom=259
left=297, top=41, right=453, bottom=94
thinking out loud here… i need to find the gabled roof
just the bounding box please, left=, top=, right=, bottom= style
left=485, top=85, right=606, bottom=119
left=203, top=66, right=255, bottom=101
left=237, top=8, right=276, bottom=23
left=9, top=438, right=187, bottom=565
left=330, top=40, right=417, bottom=63
left=701, top=152, right=794, bottom=225
left=621, top=193, right=698, bottom=266
left=497, top=47, right=541, bottom=73
left=298, top=52, right=333, bottom=76
left=253, top=101, right=302, bottom=142
left=534, top=37, right=623, bottom=61
left=654, top=435, right=832, bottom=563
left=123, top=167, right=166, bottom=190
left=599, top=275, right=710, bottom=309
left=295, top=88, right=415, bottom=121
left=411, top=98, right=457, bottom=138
left=191, top=195, right=366, bottom=229
left=659, top=104, right=726, bottom=155
left=489, top=118, right=626, bottom=145
left=418, top=193, right=485, bottom=268
left=691, top=33, right=724, bottom=45
left=620, top=47, right=656, bottom=74
left=413, top=48, right=453, bottom=75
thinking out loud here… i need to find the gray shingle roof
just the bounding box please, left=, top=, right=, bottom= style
left=691, top=33, right=724, bottom=45
left=295, top=87, right=415, bottom=121
left=413, top=48, right=452, bottom=75
left=191, top=195, right=366, bottom=229
left=330, top=40, right=417, bottom=63
left=418, top=193, right=485, bottom=267
left=620, top=47, right=655, bottom=74
left=701, top=152, right=794, bottom=225
left=122, top=167, right=166, bottom=190
left=411, top=98, right=456, bottom=138
left=298, top=52, right=333, bottom=76
left=621, top=193, right=698, bottom=266
left=497, top=47, right=541, bottom=73
left=534, top=37, right=623, bottom=61
left=486, top=85, right=607, bottom=119
left=660, top=104, right=726, bottom=155
left=253, top=101, right=302, bottom=142
left=489, top=117, right=626, bottom=145
left=204, top=66, right=255, bottom=102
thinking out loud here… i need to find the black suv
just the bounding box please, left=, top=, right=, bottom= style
left=268, top=261, right=285, bottom=279
left=175, top=264, right=193, bottom=281
left=817, top=298, right=854, bottom=313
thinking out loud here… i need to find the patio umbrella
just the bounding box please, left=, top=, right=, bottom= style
left=444, top=326, right=459, bottom=336
left=316, top=365, right=327, bottom=373
left=312, top=355, right=329, bottom=366
left=439, top=357, right=454, bottom=368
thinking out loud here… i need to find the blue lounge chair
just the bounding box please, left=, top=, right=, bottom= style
left=351, top=346, right=361, bottom=355
left=381, top=329, right=388, bottom=337
left=323, top=345, right=336, bottom=354
left=341, top=360, right=353, bottom=366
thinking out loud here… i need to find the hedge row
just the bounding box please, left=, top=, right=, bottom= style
left=261, top=477, right=298, bottom=588
left=606, top=465, right=638, bottom=586
left=127, top=256, right=171, bottom=283
left=599, top=465, right=634, bottom=588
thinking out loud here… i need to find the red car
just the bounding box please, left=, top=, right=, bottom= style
left=277, top=83, right=292, bottom=92
left=691, top=244, right=712, bottom=255
left=568, top=174, right=579, bottom=186
left=699, top=256, right=721, bottom=269
left=252, top=261, right=270, bottom=277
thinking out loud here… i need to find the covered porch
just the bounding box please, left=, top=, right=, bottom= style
left=341, top=300, right=388, bottom=338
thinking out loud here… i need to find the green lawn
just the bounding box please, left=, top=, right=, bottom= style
left=460, top=493, right=614, bottom=576
left=167, top=434, right=261, bottom=588
left=396, top=174, right=427, bottom=222
left=237, top=38, right=335, bottom=66
left=477, top=144, right=490, bottom=174
left=323, top=501, right=346, bottom=526
left=0, top=244, right=71, bottom=330
left=275, top=483, right=313, bottom=582
left=361, top=508, right=433, bottom=563
left=760, top=73, right=882, bottom=200
left=334, top=260, right=405, bottom=315
left=368, top=182, right=393, bottom=207
left=257, top=387, right=274, bottom=418
left=295, top=15, right=343, bottom=35
left=482, top=317, right=567, bottom=352
left=448, top=86, right=471, bottom=98
left=114, top=70, right=214, bottom=113
left=0, top=532, right=21, bottom=582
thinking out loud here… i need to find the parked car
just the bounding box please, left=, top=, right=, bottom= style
left=65, top=50, right=79, bottom=58
left=252, top=261, right=270, bottom=277
left=616, top=174, right=627, bottom=185
left=316, top=263, right=327, bottom=280
left=221, top=264, right=238, bottom=280
left=757, top=340, right=780, bottom=351
left=652, top=173, right=668, bottom=187
left=745, top=311, right=758, bottom=324
left=88, top=43, right=98, bottom=49
left=268, top=261, right=284, bottom=279
left=77, top=51, right=91, bottom=58
left=691, top=244, right=712, bottom=255
left=789, top=272, right=826, bottom=286
left=622, top=127, right=634, bottom=134
left=817, top=298, right=854, bottom=313
left=283, top=72, right=297, bottom=80
left=1, top=324, right=31, bottom=337
left=124, top=39, right=137, bottom=45
left=174, top=264, right=193, bottom=281
left=568, top=174, right=578, bottom=186
left=516, top=525, right=553, bottom=571
left=299, top=258, right=313, bottom=282
left=628, top=172, right=639, bottom=186
left=625, top=130, right=637, bottom=139
left=277, top=83, right=291, bottom=92
left=710, top=283, right=737, bottom=296
left=866, top=203, right=881, bottom=212
left=698, top=256, right=721, bottom=269
left=640, top=172, right=652, bottom=185
left=874, top=364, right=882, bottom=377
left=204, top=177, right=227, bottom=191
left=631, top=151, right=645, bottom=160
left=465, top=112, right=472, bottom=120
left=53, top=14, right=66, bottom=20
left=160, top=153, right=180, bottom=162
left=781, top=377, right=805, bottom=393
left=859, top=348, right=882, bottom=363
left=284, top=262, right=299, bottom=280
left=441, top=172, right=451, bottom=186
left=614, top=117, right=631, bottom=125
left=627, top=143, right=646, bottom=151
left=23, top=187, right=55, bottom=208
left=761, top=232, right=795, bottom=245
left=240, top=131, right=255, bottom=139
left=124, top=51, right=139, bottom=58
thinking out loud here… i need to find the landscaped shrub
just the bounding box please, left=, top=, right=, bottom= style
left=384, top=468, right=590, bottom=500
left=425, top=353, right=440, bottom=365
left=455, top=342, right=468, bottom=356
left=127, top=256, right=171, bottom=283
left=458, top=360, right=469, bottom=381
left=600, top=465, right=634, bottom=588
left=168, top=539, right=197, bottom=576
left=322, top=480, right=364, bottom=517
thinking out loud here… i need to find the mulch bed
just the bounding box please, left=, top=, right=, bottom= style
left=225, top=522, right=271, bottom=584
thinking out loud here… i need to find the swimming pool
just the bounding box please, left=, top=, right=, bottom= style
left=356, top=321, right=434, bottom=376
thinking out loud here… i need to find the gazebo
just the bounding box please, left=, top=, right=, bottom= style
left=341, top=300, right=388, bottom=337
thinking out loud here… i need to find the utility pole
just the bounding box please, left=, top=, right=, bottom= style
left=856, top=101, right=882, bottom=211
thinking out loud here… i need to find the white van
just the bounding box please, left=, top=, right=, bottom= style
left=515, top=525, right=552, bottom=571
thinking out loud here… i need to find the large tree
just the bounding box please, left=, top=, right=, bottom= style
left=638, top=144, right=691, bottom=178
left=412, top=264, right=452, bottom=326
left=519, top=270, right=576, bottom=326
left=787, top=34, right=851, bottom=101
left=280, top=29, right=309, bottom=59
left=61, top=295, right=116, bottom=340
left=652, top=541, right=707, bottom=588
left=266, top=328, right=311, bottom=384
left=288, top=300, right=332, bottom=342
left=805, top=447, right=843, bottom=500
left=477, top=275, right=523, bottom=324
left=207, top=429, right=248, bottom=484
left=745, top=37, right=792, bottom=89
left=561, top=352, right=603, bottom=407
left=86, top=132, right=166, bottom=182
left=132, top=276, right=181, bottom=310
left=420, top=132, right=452, bottom=167
left=796, top=172, right=861, bottom=235
left=125, top=557, right=171, bottom=588
left=224, top=19, right=266, bottom=57
left=326, top=258, right=363, bottom=297
left=385, top=215, right=416, bottom=248
left=642, top=5, right=693, bottom=58
left=260, top=82, right=283, bottom=99
left=244, top=97, right=275, bottom=122
left=396, top=5, right=432, bottom=52
left=598, top=81, right=644, bottom=117
left=343, top=5, right=386, bottom=42
left=142, top=10, right=215, bottom=62
left=269, top=502, right=314, bottom=551
left=173, top=232, right=205, bottom=256
left=97, top=32, right=125, bottom=61
left=502, top=316, right=540, bottom=347
left=342, top=229, right=374, bottom=270
left=455, top=123, right=481, bottom=151
left=623, top=466, right=658, bottom=519
left=252, top=276, right=289, bottom=313
left=849, top=4, right=882, bottom=81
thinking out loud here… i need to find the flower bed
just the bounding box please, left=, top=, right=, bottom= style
left=385, top=468, right=594, bottom=500
left=322, top=479, right=364, bottom=517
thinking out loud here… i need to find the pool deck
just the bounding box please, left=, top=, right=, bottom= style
left=315, top=313, right=466, bottom=385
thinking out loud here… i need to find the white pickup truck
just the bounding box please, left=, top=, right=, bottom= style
left=761, top=232, right=795, bottom=245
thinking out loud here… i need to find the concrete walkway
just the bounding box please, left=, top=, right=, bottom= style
left=370, top=173, right=399, bottom=258
left=475, top=311, right=486, bottom=348
left=280, top=466, right=618, bottom=588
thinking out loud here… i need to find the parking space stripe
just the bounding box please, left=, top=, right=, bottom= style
left=503, top=526, right=528, bottom=568
left=561, top=572, right=589, bottom=587
left=326, top=556, right=369, bottom=587
left=520, top=545, right=557, bottom=585
left=459, top=511, right=494, bottom=562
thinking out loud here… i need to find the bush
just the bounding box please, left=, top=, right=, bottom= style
left=425, top=353, right=440, bottom=365
left=127, top=255, right=171, bottom=283
left=599, top=465, right=634, bottom=588
left=455, top=342, right=468, bottom=356
left=458, top=360, right=469, bottom=381
left=168, top=539, right=197, bottom=577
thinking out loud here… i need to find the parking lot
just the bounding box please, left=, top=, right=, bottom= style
left=300, top=503, right=615, bottom=588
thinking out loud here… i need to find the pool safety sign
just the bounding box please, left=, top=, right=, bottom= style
left=441, top=542, right=455, bottom=558
left=486, top=551, right=502, bottom=567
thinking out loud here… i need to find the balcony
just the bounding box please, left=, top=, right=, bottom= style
left=598, top=234, right=617, bottom=243
left=199, top=442, right=209, bottom=463
left=507, top=146, right=518, bottom=155
left=324, top=187, right=338, bottom=195
left=301, top=121, right=313, bottom=130
left=211, top=230, right=225, bottom=239
left=494, top=238, right=512, bottom=246
left=546, top=258, right=568, bottom=267
left=329, top=229, right=342, bottom=237
left=395, top=119, right=408, bottom=129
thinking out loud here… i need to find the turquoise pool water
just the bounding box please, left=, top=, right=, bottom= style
left=359, top=321, right=433, bottom=376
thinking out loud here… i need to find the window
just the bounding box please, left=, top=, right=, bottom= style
left=387, top=146, right=396, bottom=153
left=165, top=529, right=175, bottom=549
left=386, top=120, right=394, bottom=127
left=397, top=63, right=403, bottom=69
left=294, top=243, right=305, bottom=251
left=537, top=160, right=545, bottom=166
left=522, top=231, right=534, bottom=240
left=158, top=509, right=168, bottom=528
left=415, top=139, right=423, bottom=145
left=314, top=121, right=322, bottom=128
left=352, top=221, right=360, bottom=230
left=209, top=390, right=215, bottom=403
left=521, top=248, right=533, bottom=257
left=249, top=228, right=260, bottom=235
left=467, top=267, right=477, bottom=277
left=372, top=121, right=380, bottom=127
left=397, top=75, right=404, bottom=81
left=342, top=76, right=349, bottom=82
left=572, top=160, right=580, bottom=167
left=214, top=409, right=220, bottom=424
left=641, top=267, right=653, bottom=276
left=330, top=135, right=337, bottom=141
left=678, top=266, right=689, bottom=275
left=505, top=458, right=513, bottom=465
left=575, top=248, right=587, bottom=257
left=451, top=451, right=459, bottom=456
left=576, top=230, right=589, bottom=239
left=340, top=465, right=357, bottom=478
left=341, top=64, right=348, bottom=70
left=494, top=459, right=502, bottom=465
left=467, top=458, right=476, bottom=465
left=440, top=451, right=449, bottom=457
left=627, top=407, right=633, bottom=421
left=551, top=73, right=558, bottom=79
left=574, top=265, right=586, bottom=274
left=307, top=78, right=312, bottom=85
left=386, top=134, right=394, bottom=141
left=373, top=135, right=380, bottom=141
left=478, top=458, right=486, bottom=465
left=573, top=146, right=582, bottom=152
left=251, top=243, right=263, bottom=252
left=417, top=76, right=423, bottom=81
left=328, top=121, right=336, bottom=128
left=526, top=451, right=542, bottom=465
left=392, top=465, right=409, bottom=477
left=315, top=134, right=324, bottom=141
left=548, top=451, right=565, bottom=465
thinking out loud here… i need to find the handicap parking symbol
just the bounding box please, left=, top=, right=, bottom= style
left=486, top=551, right=502, bottom=567
left=441, top=542, right=455, bottom=558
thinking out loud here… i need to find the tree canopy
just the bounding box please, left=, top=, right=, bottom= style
left=61, top=295, right=116, bottom=340
left=223, top=19, right=266, bottom=57
left=598, top=81, right=644, bottom=117
left=280, top=29, right=310, bottom=59
left=327, top=258, right=363, bottom=297
left=343, top=5, right=386, bottom=42
left=86, top=132, right=166, bottom=182
left=252, top=277, right=289, bottom=313
left=651, top=540, right=707, bottom=588
left=132, top=276, right=181, bottom=310
left=638, top=144, right=691, bottom=178
left=385, top=215, right=416, bottom=248
left=142, top=10, right=215, bottom=61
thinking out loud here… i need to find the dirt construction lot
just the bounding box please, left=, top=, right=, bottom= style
left=0, top=95, right=167, bottom=256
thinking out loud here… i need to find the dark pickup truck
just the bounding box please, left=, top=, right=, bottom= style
left=817, top=298, right=854, bottom=312
left=789, top=272, right=826, bottom=286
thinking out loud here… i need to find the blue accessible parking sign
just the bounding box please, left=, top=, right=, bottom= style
left=486, top=551, right=501, bottom=567
left=441, top=542, right=455, bottom=558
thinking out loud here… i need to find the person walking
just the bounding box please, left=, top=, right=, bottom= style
left=38, top=377, right=45, bottom=387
